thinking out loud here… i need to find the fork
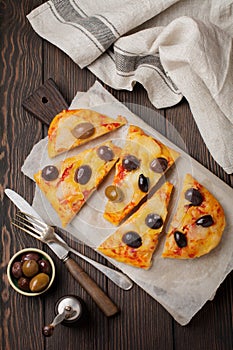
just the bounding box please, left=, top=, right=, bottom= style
left=12, top=213, right=133, bottom=291
left=12, top=213, right=123, bottom=316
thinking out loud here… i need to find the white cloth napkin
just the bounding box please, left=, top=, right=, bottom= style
left=27, top=0, right=233, bottom=173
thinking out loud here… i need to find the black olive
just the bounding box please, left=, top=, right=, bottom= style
left=174, top=231, right=187, bottom=248
left=11, top=261, right=23, bottom=279
left=145, top=213, right=163, bottom=229
left=21, top=252, right=40, bottom=262
left=74, top=165, right=92, bottom=185
left=71, top=122, right=95, bottom=139
left=18, top=277, right=30, bottom=292
left=138, top=174, right=149, bottom=192
left=150, top=157, right=168, bottom=173
left=38, top=259, right=52, bottom=275
left=122, top=231, right=142, bottom=248
left=42, top=165, right=59, bottom=181
left=185, top=188, right=203, bottom=206
left=122, top=155, right=140, bottom=171
left=196, top=215, right=214, bottom=227
left=97, top=145, right=114, bottom=161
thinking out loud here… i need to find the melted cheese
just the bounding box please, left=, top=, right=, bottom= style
left=162, top=174, right=226, bottom=259
left=98, top=182, right=173, bottom=269
left=104, top=125, right=179, bottom=225
left=48, top=109, right=126, bottom=157
left=34, top=141, right=122, bottom=227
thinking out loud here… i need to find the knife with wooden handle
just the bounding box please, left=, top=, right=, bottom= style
left=5, top=189, right=119, bottom=317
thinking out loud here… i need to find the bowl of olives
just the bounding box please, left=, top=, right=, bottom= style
left=7, top=248, right=55, bottom=296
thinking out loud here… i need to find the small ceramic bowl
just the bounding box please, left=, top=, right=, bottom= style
left=7, top=248, right=55, bottom=296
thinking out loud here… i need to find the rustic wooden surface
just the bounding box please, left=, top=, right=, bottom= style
left=1, top=1, right=233, bottom=350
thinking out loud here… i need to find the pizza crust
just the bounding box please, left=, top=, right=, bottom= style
left=162, top=174, right=226, bottom=259
left=48, top=109, right=126, bottom=157
left=98, top=182, right=173, bottom=269
left=34, top=141, right=122, bottom=227
left=104, top=125, right=179, bottom=225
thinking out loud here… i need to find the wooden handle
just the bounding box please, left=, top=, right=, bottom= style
left=64, top=258, right=119, bottom=317
left=22, top=78, right=68, bottom=125
left=42, top=325, right=54, bottom=337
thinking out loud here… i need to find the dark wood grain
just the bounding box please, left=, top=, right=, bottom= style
left=22, top=78, right=69, bottom=125
left=1, top=1, right=233, bottom=350
left=0, top=1, right=44, bottom=350
left=166, top=102, right=233, bottom=350
left=102, top=86, right=174, bottom=350
left=42, top=41, right=109, bottom=350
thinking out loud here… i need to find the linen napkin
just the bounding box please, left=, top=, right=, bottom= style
left=27, top=0, right=233, bottom=174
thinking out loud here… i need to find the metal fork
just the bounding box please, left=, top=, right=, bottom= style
left=12, top=213, right=133, bottom=291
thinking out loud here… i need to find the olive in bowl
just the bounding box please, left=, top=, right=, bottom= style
left=7, top=248, right=55, bottom=296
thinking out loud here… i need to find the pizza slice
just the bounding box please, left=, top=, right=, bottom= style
left=104, top=125, right=179, bottom=225
left=162, top=174, right=226, bottom=259
left=98, top=182, right=173, bottom=269
left=48, top=109, right=127, bottom=157
left=34, top=141, right=122, bottom=227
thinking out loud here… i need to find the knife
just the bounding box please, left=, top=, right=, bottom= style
left=5, top=188, right=119, bottom=317
left=5, top=189, right=133, bottom=291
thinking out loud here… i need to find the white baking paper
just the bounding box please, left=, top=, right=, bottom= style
left=22, top=82, right=233, bottom=325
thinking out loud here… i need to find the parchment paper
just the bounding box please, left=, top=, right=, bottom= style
left=22, top=82, right=233, bottom=325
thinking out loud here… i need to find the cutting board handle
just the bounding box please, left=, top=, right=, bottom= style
left=22, top=78, right=68, bottom=125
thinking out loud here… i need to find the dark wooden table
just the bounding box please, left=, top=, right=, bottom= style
left=1, top=1, right=233, bottom=349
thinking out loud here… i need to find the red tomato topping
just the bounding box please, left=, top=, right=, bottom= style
left=115, top=164, right=126, bottom=183
left=61, top=164, right=73, bottom=181
left=101, top=122, right=120, bottom=130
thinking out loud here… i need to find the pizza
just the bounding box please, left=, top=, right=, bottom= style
left=98, top=182, right=173, bottom=269
left=34, top=141, right=122, bottom=227
left=103, top=125, right=179, bottom=225
left=162, top=174, right=226, bottom=259
left=47, top=109, right=126, bottom=157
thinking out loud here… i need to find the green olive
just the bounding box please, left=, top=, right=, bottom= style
left=29, top=273, right=50, bottom=292
left=22, top=260, right=39, bottom=278
left=105, top=185, right=124, bottom=202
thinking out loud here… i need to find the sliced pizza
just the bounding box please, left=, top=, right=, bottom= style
left=104, top=125, right=179, bottom=225
left=34, top=141, right=122, bottom=227
left=162, top=174, right=226, bottom=259
left=98, top=182, right=173, bottom=269
left=48, top=109, right=127, bottom=158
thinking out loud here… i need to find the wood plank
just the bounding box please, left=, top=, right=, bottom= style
left=104, top=85, right=173, bottom=350
left=42, top=42, right=109, bottom=350
left=165, top=100, right=233, bottom=349
left=0, top=1, right=44, bottom=350
left=173, top=274, right=233, bottom=350
left=41, top=43, right=173, bottom=348
left=1, top=1, right=232, bottom=348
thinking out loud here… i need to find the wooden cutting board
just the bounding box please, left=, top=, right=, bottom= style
left=22, top=78, right=68, bottom=125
